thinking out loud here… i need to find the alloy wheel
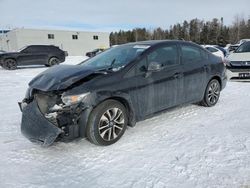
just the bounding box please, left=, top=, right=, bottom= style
left=98, top=108, right=125, bottom=141
left=49, top=58, right=59, bottom=66
left=4, top=59, right=17, bottom=70
left=207, top=81, right=220, bottom=105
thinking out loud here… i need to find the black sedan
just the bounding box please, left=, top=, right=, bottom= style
left=19, top=40, right=227, bottom=146
left=0, top=45, right=66, bottom=70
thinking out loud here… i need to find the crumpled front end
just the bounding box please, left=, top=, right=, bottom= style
left=20, top=100, right=63, bottom=146
left=19, top=90, right=85, bottom=146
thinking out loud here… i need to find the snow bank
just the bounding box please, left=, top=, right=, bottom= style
left=0, top=56, right=250, bottom=187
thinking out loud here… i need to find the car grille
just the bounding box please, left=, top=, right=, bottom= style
left=230, top=61, right=250, bottom=67
left=227, top=68, right=250, bottom=72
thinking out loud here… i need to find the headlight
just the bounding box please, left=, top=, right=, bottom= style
left=25, top=87, right=33, bottom=99
left=61, top=92, right=90, bottom=106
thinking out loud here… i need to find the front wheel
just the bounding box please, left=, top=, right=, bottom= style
left=86, top=100, right=128, bottom=146
left=2, top=59, right=17, bottom=70
left=200, top=79, right=221, bottom=107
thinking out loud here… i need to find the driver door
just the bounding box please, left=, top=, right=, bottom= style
left=130, top=44, right=183, bottom=118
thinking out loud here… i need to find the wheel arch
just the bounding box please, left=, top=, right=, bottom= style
left=96, top=96, right=136, bottom=127
left=4, top=57, right=17, bottom=62
left=209, top=75, right=222, bottom=90
left=48, top=56, right=59, bottom=61
left=47, top=56, right=60, bottom=66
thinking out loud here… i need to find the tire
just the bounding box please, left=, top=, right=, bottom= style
left=47, top=57, right=60, bottom=66
left=2, top=59, right=17, bottom=70
left=86, top=99, right=128, bottom=146
left=200, top=79, right=221, bottom=107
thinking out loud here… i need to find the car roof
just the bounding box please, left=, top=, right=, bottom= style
left=124, top=40, right=194, bottom=47
left=28, top=45, right=58, bottom=47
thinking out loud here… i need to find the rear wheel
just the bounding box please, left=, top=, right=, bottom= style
left=86, top=100, right=128, bottom=146
left=2, top=59, right=17, bottom=70
left=47, top=57, right=60, bottom=66
left=200, top=79, right=221, bottom=107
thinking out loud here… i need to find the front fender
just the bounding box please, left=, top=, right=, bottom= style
left=95, top=91, right=136, bottom=127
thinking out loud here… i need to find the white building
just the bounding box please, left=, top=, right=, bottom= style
left=0, top=28, right=110, bottom=55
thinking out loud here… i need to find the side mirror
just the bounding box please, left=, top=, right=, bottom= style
left=147, top=61, right=162, bottom=72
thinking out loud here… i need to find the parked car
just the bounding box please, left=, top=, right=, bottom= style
left=226, top=39, right=250, bottom=53
left=202, top=45, right=225, bottom=60
left=19, top=40, right=227, bottom=146
left=226, top=41, right=250, bottom=80
left=86, top=48, right=105, bottom=57
left=228, top=44, right=240, bottom=52
left=0, top=50, right=6, bottom=54
left=214, top=45, right=228, bottom=57
left=238, top=39, right=250, bottom=45
left=0, top=45, right=67, bottom=70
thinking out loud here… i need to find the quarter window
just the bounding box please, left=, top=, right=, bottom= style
left=181, top=45, right=203, bottom=63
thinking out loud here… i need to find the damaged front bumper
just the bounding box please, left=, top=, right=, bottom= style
left=19, top=100, right=63, bottom=146
left=18, top=93, right=91, bottom=146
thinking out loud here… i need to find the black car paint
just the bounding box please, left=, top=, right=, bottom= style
left=20, top=40, right=227, bottom=146
left=0, top=45, right=66, bottom=66
left=29, top=65, right=100, bottom=91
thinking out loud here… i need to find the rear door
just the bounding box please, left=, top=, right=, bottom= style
left=180, top=44, right=208, bottom=103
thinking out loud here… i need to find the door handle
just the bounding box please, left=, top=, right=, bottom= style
left=204, top=65, right=209, bottom=70
left=173, top=72, right=181, bottom=78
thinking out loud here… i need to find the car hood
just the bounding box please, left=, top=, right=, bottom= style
left=228, top=52, right=250, bottom=61
left=29, top=65, right=100, bottom=91
left=0, top=52, right=19, bottom=57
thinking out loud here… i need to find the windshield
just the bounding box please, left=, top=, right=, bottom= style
left=18, top=46, right=27, bottom=52
left=79, top=44, right=150, bottom=70
left=235, top=42, right=250, bottom=53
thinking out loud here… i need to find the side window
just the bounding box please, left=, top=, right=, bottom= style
left=200, top=49, right=209, bottom=60
left=34, top=46, right=45, bottom=52
left=206, top=47, right=218, bottom=53
left=181, top=45, right=203, bottom=63
left=124, top=58, right=147, bottom=78
left=135, top=57, right=147, bottom=74
left=147, top=45, right=178, bottom=67
left=29, top=46, right=42, bottom=53
left=21, top=46, right=33, bottom=53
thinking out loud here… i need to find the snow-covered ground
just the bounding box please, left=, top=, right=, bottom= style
left=0, top=56, right=250, bottom=188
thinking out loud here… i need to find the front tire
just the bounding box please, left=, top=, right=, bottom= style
left=86, top=100, right=128, bottom=146
left=200, top=79, right=221, bottom=107
left=2, top=59, right=17, bottom=70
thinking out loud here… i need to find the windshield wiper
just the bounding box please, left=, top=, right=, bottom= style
left=95, top=59, right=117, bottom=74
left=103, top=59, right=116, bottom=72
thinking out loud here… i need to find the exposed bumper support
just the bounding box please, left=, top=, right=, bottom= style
left=20, top=100, right=63, bottom=146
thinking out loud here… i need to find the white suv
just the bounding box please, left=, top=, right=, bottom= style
left=226, top=41, right=250, bottom=80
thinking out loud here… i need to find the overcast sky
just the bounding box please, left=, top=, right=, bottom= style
left=0, top=0, right=249, bottom=32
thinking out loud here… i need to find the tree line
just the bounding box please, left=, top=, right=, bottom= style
left=110, top=16, right=250, bottom=47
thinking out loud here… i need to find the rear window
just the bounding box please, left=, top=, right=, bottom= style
left=206, top=47, right=218, bottom=53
